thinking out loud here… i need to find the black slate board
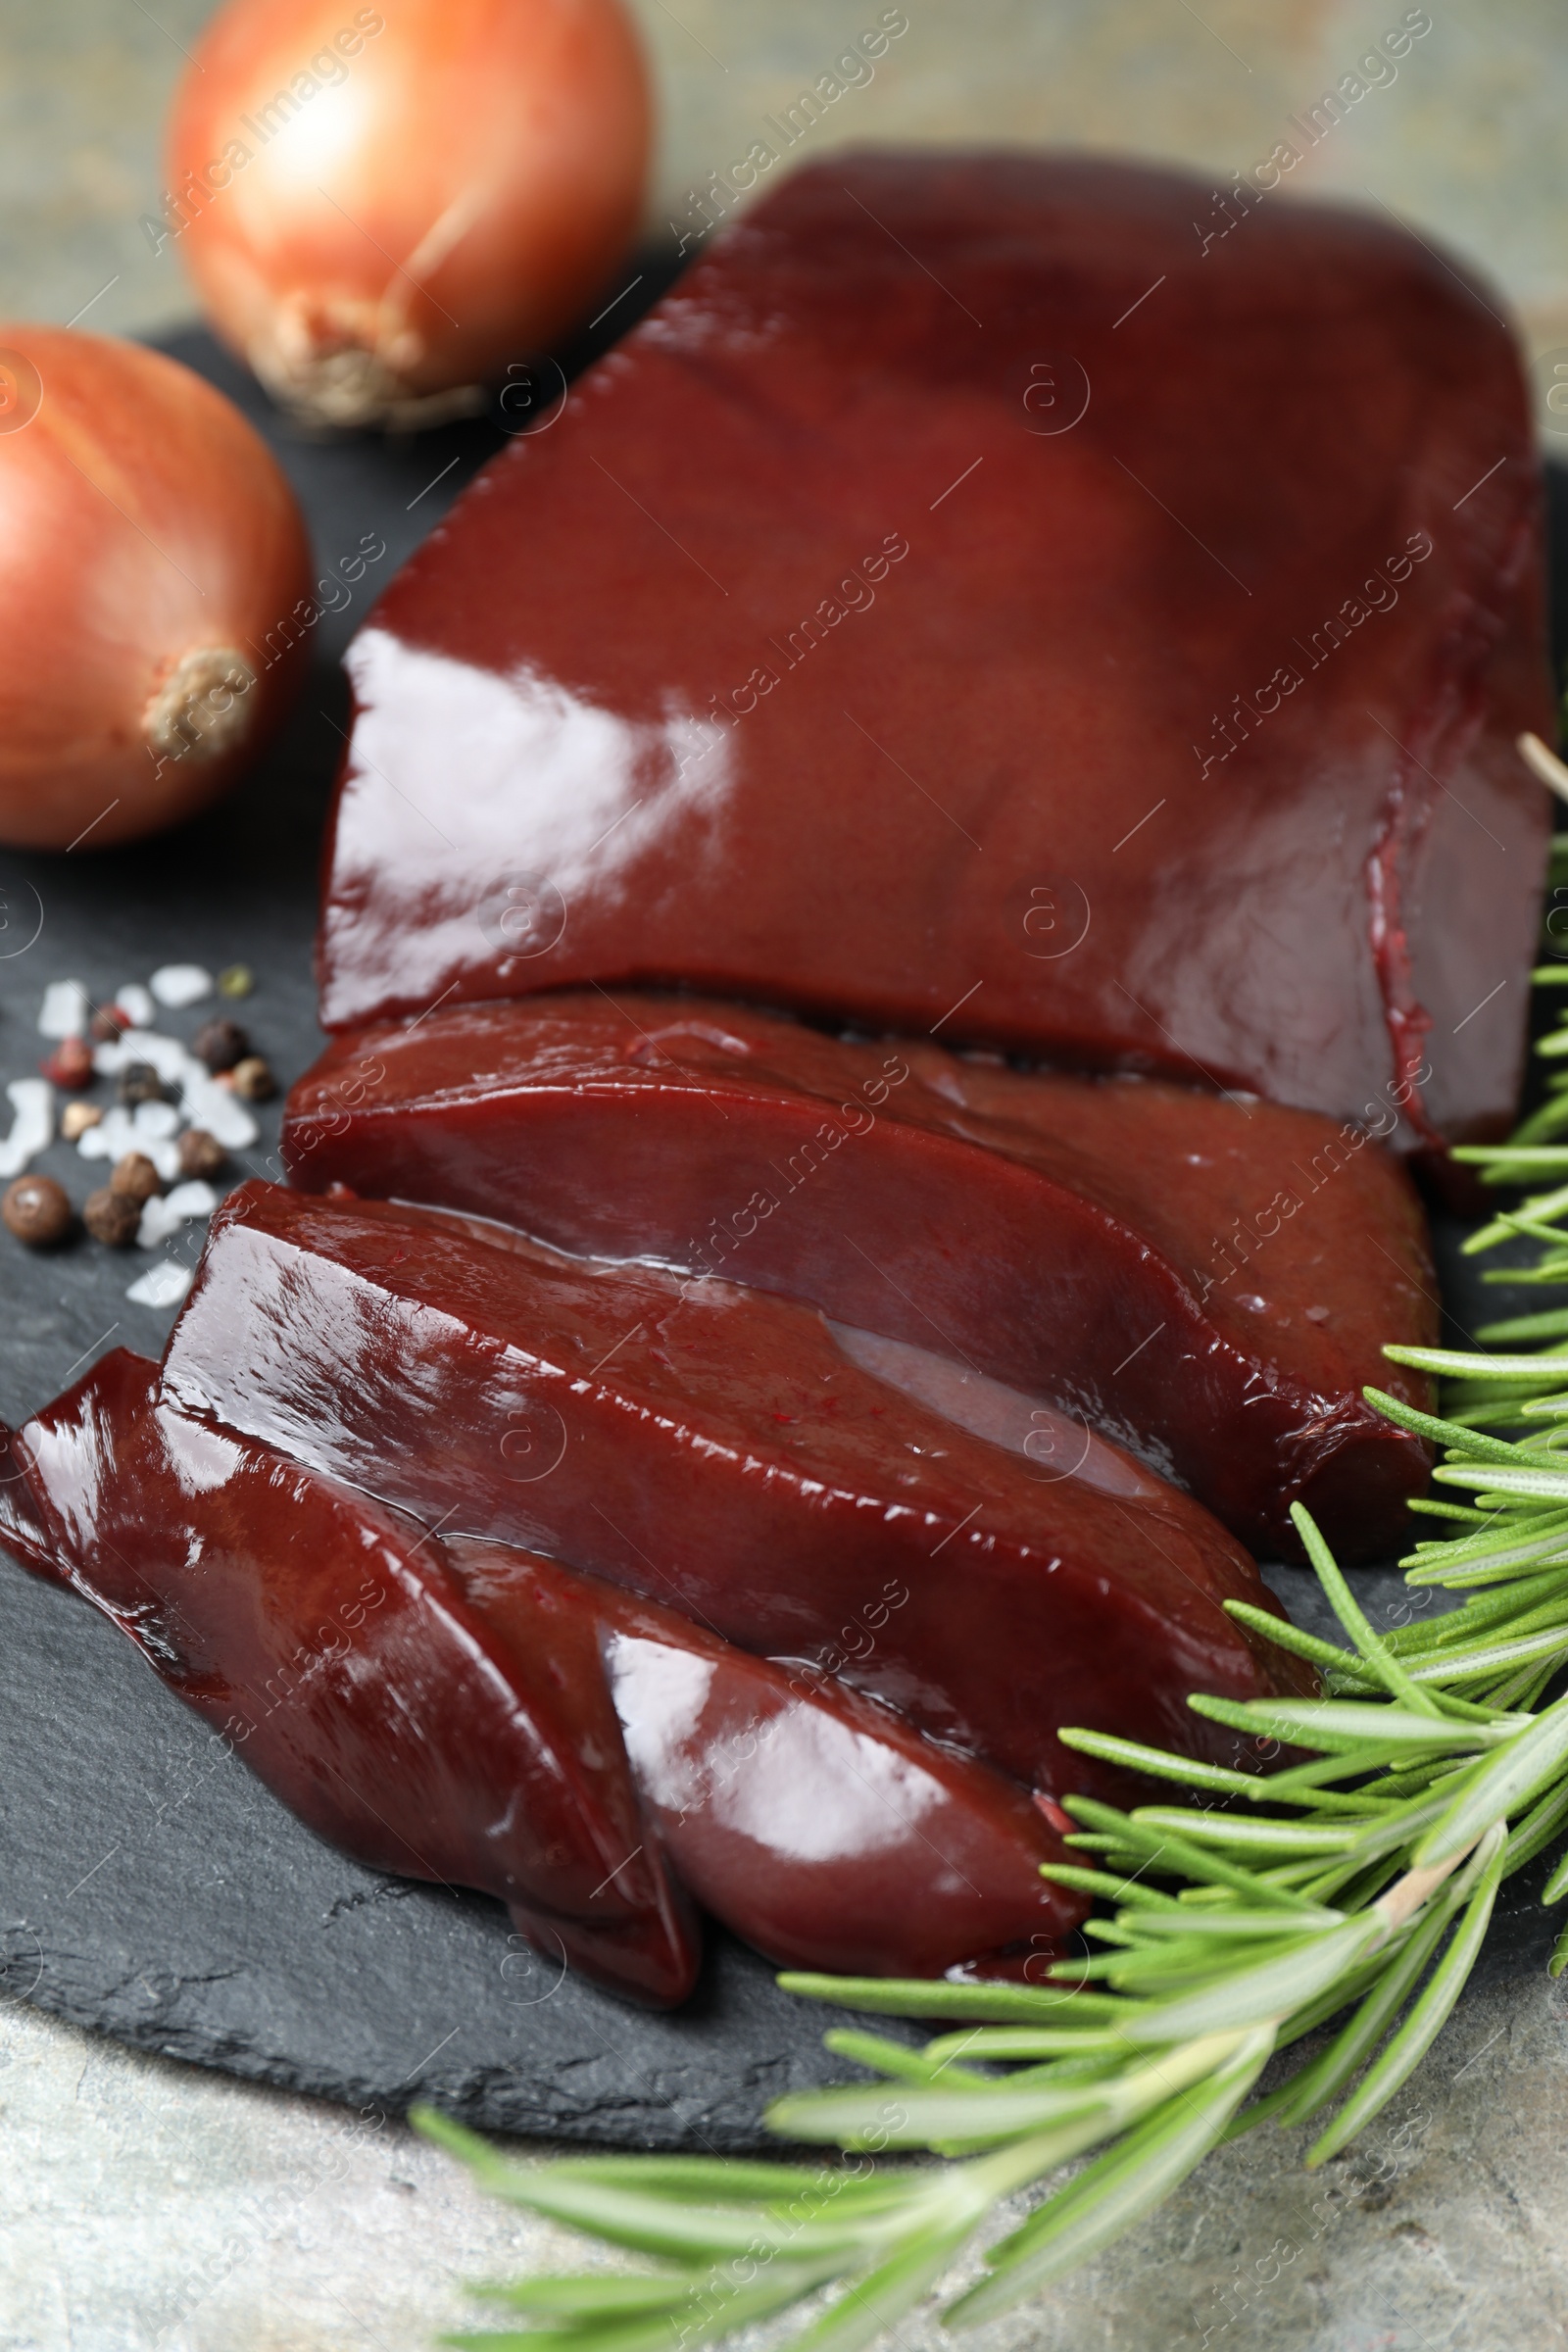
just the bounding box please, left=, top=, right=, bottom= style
left=0, top=317, right=1563, bottom=2146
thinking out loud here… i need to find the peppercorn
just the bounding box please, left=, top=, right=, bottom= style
left=110, top=1152, right=162, bottom=1203
left=60, top=1101, right=103, bottom=1142
left=88, top=1004, right=130, bottom=1044
left=117, top=1061, right=167, bottom=1107
left=3, top=1174, right=72, bottom=1247
left=229, top=1054, right=276, bottom=1102
left=192, top=1017, right=249, bottom=1072
left=218, top=963, right=254, bottom=999
left=82, top=1187, right=141, bottom=1247
left=40, top=1036, right=94, bottom=1090
left=176, top=1127, right=225, bottom=1180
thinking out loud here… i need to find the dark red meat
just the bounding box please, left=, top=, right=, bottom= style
left=285, top=992, right=1438, bottom=1557
left=158, top=1182, right=1314, bottom=1798
left=0, top=1351, right=1085, bottom=1999
left=0, top=1348, right=698, bottom=2004
left=317, top=152, right=1550, bottom=1151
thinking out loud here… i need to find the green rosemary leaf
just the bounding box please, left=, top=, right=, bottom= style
left=789, top=2225, right=973, bottom=2352
left=1185, top=1694, right=1492, bottom=1755
left=1126, top=1808, right=1360, bottom=1857
left=1035, top=1863, right=1188, bottom=1909
left=1478, top=1306, right=1568, bottom=1342
left=1108, top=1918, right=1383, bottom=2045
left=461, top=2260, right=850, bottom=2352
left=943, top=2029, right=1275, bottom=2325
left=773, top=1975, right=1125, bottom=2025
left=1384, top=1343, right=1568, bottom=1379
left=1415, top=1691, right=1568, bottom=1867
left=818, top=2032, right=991, bottom=2089
left=1217, top=1600, right=1358, bottom=1677
left=1306, top=1828, right=1507, bottom=2164
left=1265, top=1877, right=1468, bottom=2132
left=1288, top=1504, right=1446, bottom=1717
left=1054, top=1726, right=1261, bottom=1794
left=1127, top=1906, right=1345, bottom=1936
left=1360, top=1387, right=1524, bottom=1460
left=1436, top=1460, right=1568, bottom=1503
left=1501, top=1766, right=1568, bottom=1878
left=1062, top=1798, right=1326, bottom=1911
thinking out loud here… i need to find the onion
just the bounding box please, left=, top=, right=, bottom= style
left=0, top=327, right=312, bottom=851
left=164, top=0, right=651, bottom=429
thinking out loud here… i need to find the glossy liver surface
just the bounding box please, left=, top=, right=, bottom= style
left=318, top=152, right=1551, bottom=1149
left=0, top=1354, right=1086, bottom=1997
left=0, top=1349, right=700, bottom=2005
left=285, top=993, right=1438, bottom=1556
left=160, top=1183, right=1315, bottom=1799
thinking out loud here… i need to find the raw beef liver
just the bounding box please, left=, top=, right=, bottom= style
left=284, top=992, right=1438, bottom=1556
left=158, top=1183, right=1314, bottom=1801
left=316, top=152, right=1551, bottom=1152
left=0, top=1352, right=1085, bottom=2000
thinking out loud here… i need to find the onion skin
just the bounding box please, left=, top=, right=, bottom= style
left=0, top=328, right=312, bottom=851
left=165, top=0, right=652, bottom=428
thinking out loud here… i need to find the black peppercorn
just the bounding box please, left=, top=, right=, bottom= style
left=192, top=1017, right=250, bottom=1072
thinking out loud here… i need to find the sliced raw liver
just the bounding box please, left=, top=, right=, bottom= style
left=283, top=993, right=1437, bottom=1557
left=159, top=1182, right=1314, bottom=1800
left=445, top=1540, right=1087, bottom=1982
left=0, top=1355, right=1086, bottom=1995
left=317, top=151, right=1550, bottom=1152
left=0, top=1348, right=700, bottom=2005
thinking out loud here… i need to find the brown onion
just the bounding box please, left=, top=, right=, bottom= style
left=0, top=327, right=312, bottom=850
left=164, top=0, right=651, bottom=429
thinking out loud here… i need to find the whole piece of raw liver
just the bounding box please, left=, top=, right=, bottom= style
left=157, top=1183, right=1315, bottom=1802
left=317, top=151, right=1551, bottom=1151
left=0, top=1352, right=1086, bottom=2002
left=285, top=994, right=1438, bottom=1557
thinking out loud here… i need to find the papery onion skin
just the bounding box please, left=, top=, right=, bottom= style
left=0, top=327, right=312, bottom=851
left=165, top=0, right=652, bottom=429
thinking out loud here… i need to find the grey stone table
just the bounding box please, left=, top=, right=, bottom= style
left=3, top=2, right=1568, bottom=2346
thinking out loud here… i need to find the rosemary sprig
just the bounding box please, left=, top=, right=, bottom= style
left=415, top=1470, right=1568, bottom=2352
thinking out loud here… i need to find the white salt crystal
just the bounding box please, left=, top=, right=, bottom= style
left=77, top=1108, right=181, bottom=1183
left=132, top=1099, right=180, bottom=1140
left=90, top=1029, right=260, bottom=1149
left=137, top=1180, right=219, bottom=1250
left=114, top=983, right=155, bottom=1029
left=181, top=1072, right=259, bottom=1149
left=92, top=1031, right=193, bottom=1086
left=150, top=964, right=213, bottom=1009
left=37, top=980, right=87, bottom=1038
left=0, top=1079, right=53, bottom=1176
left=125, top=1261, right=193, bottom=1308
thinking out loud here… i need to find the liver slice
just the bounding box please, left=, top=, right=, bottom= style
left=158, top=1183, right=1314, bottom=1802
left=283, top=993, right=1437, bottom=1558
left=0, top=1352, right=1086, bottom=2000
left=317, top=151, right=1550, bottom=1152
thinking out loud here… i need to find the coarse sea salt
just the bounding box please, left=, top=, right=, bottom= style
left=181, top=1071, right=258, bottom=1150
left=125, top=1260, right=193, bottom=1308
left=150, top=964, right=214, bottom=1009
left=88, top=1032, right=258, bottom=1150
left=37, top=980, right=88, bottom=1039
left=114, top=983, right=155, bottom=1029
left=137, top=1179, right=220, bottom=1250
left=77, top=1109, right=181, bottom=1184
left=0, top=1079, right=53, bottom=1176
